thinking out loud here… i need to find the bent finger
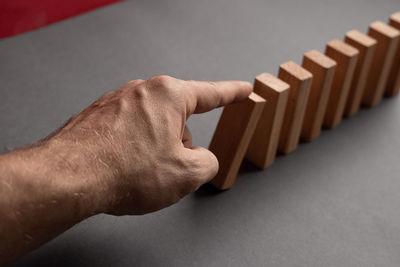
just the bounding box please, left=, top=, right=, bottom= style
left=183, top=146, right=219, bottom=186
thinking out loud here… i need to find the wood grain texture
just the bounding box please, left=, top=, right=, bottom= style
left=387, top=12, right=400, bottom=97
left=301, top=50, right=336, bottom=142
left=210, top=93, right=266, bottom=189
left=246, top=73, right=289, bottom=169
left=344, top=30, right=376, bottom=116
left=363, top=21, right=400, bottom=106
left=278, top=61, right=312, bottom=154
left=324, top=39, right=358, bottom=129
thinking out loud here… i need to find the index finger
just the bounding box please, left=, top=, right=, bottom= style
left=183, top=80, right=253, bottom=114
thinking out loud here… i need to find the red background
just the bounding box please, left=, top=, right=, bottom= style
left=0, top=0, right=122, bottom=38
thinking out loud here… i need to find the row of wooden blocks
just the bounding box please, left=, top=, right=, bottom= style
left=209, top=12, right=400, bottom=190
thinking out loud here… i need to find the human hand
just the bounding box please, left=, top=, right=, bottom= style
left=46, top=75, right=252, bottom=215
left=0, top=75, right=252, bottom=263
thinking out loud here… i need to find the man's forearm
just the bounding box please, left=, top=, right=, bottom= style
left=0, top=142, right=103, bottom=264
left=0, top=76, right=251, bottom=264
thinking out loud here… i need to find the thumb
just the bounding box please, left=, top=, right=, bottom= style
left=185, top=146, right=219, bottom=184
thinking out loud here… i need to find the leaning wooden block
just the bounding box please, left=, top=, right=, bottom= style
left=344, top=30, right=377, bottom=116
left=363, top=21, right=400, bottom=106
left=278, top=61, right=312, bottom=154
left=246, top=73, right=289, bottom=169
left=387, top=12, right=400, bottom=97
left=324, top=39, right=358, bottom=129
left=301, top=50, right=336, bottom=142
left=210, top=93, right=266, bottom=190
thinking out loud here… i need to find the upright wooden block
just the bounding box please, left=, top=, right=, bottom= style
left=210, top=93, right=266, bottom=190
left=246, top=73, right=289, bottom=169
left=324, top=39, right=358, bottom=128
left=387, top=12, right=400, bottom=97
left=278, top=61, right=312, bottom=154
left=344, top=30, right=377, bottom=116
left=301, top=50, right=336, bottom=142
left=363, top=21, right=400, bottom=106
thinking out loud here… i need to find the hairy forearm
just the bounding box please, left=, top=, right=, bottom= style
left=0, top=76, right=251, bottom=264
left=0, top=141, right=105, bottom=264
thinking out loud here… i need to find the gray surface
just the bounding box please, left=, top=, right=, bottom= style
left=1, top=0, right=400, bottom=266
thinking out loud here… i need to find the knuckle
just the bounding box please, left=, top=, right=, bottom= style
left=182, top=155, right=206, bottom=181
left=172, top=151, right=215, bottom=194
left=147, top=75, right=178, bottom=90
left=120, top=80, right=144, bottom=93
left=173, top=152, right=198, bottom=177
left=128, top=84, right=148, bottom=99
left=190, top=152, right=218, bottom=183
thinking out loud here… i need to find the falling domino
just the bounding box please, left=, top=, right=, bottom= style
left=344, top=30, right=377, bottom=116
left=246, top=73, right=289, bottom=169
left=324, top=39, right=358, bottom=129
left=363, top=21, right=400, bottom=107
left=278, top=61, right=312, bottom=154
left=209, top=93, right=266, bottom=190
left=386, top=12, right=400, bottom=97
left=301, top=50, right=336, bottom=142
left=208, top=14, right=400, bottom=190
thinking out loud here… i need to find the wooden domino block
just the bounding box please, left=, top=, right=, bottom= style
left=324, top=39, right=358, bottom=128
left=386, top=12, right=400, bottom=97
left=363, top=21, right=400, bottom=106
left=246, top=73, right=289, bottom=169
left=210, top=93, right=266, bottom=190
left=344, top=30, right=377, bottom=116
left=301, top=50, right=336, bottom=142
left=278, top=61, right=312, bottom=154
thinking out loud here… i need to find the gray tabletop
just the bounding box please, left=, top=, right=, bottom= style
left=2, top=0, right=400, bottom=266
